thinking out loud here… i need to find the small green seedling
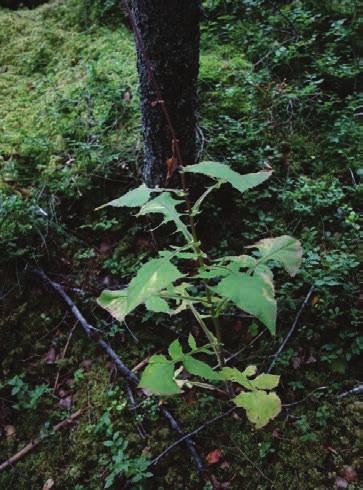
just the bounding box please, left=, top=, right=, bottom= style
left=97, top=162, right=302, bottom=429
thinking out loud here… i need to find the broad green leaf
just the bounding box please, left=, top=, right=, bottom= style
left=126, top=253, right=183, bottom=316
left=188, top=334, right=197, bottom=350
left=214, top=271, right=277, bottom=334
left=168, top=339, right=183, bottom=361
left=252, top=373, right=280, bottom=390
left=138, top=192, right=192, bottom=241
left=145, top=296, right=171, bottom=313
left=247, top=235, right=303, bottom=276
left=139, top=355, right=181, bottom=396
left=97, top=289, right=127, bottom=322
left=233, top=390, right=281, bottom=428
left=221, top=367, right=253, bottom=390
left=98, top=253, right=183, bottom=322
left=222, top=366, right=279, bottom=391
left=183, top=355, right=222, bottom=381
left=96, top=184, right=152, bottom=210
left=183, top=162, right=272, bottom=195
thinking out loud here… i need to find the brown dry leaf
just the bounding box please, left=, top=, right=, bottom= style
left=206, top=449, right=222, bottom=465
left=233, top=320, right=242, bottom=333
left=42, top=479, right=54, bottom=490
left=166, top=156, right=179, bottom=184
left=341, top=466, right=358, bottom=483
left=272, top=429, right=282, bottom=439
left=45, top=346, right=57, bottom=364
left=4, top=425, right=16, bottom=438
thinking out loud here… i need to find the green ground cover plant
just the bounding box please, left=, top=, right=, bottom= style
left=0, top=0, right=360, bottom=488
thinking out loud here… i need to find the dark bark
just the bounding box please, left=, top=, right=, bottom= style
left=132, top=0, right=201, bottom=187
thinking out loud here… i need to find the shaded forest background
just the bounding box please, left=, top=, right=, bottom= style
left=0, top=0, right=360, bottom=488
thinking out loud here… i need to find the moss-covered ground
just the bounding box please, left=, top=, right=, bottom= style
left=0, top=1, right=360, bottom=488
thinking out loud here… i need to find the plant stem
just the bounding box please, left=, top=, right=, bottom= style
left=179, top=171, right=225, bottom=367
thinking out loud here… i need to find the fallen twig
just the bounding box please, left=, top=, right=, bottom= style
left=338, top=383, right=363, bottom=398
left=282, top=386, right=328, bottom=407
left=267, top=285, right=314, bottom=373
left=33, top=269, right=205, bottom=474
left=150, top=407, right=236, bottom=466
left=125, top=382, right=147, bottom=439
left=54, top=322, right=78, bottom=391
left=0, top=409, right=83, bottom=472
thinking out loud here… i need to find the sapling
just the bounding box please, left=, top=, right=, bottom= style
left=97, top=162, right=302, bottom=429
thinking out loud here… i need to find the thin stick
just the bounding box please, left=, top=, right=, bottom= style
left=222, top=330, right=266, bottom=366
left=0, top=409, right=83, bottom=472
left=283, top=386, right=328, bottom=407
left=33, top=269, right=204, bottom=474
left=338, top=383, right=363, bottom=398
left=230, top=443, right=273, bottom=484
left=267, top=285, right=314, bottom=373
left=53, top=322, right=77, bottom=391
left=125, top=382, right=147, bottom=439
left=150, top=407, right=236, bottom=466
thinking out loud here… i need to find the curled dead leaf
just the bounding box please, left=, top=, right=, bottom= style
left=206, top=448, right=222, bottom=465
left=4, top=425, right=16, bottom=438
left=166, top=156, right=179, bottom=184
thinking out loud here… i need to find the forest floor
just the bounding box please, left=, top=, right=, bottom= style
left=0, top=1, right=360, bottom=489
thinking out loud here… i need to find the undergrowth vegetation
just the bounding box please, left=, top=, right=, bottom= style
left=0, top=1, right=360, bottom=488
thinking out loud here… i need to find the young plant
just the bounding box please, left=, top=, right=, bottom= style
left=97, top=162, right=302, bottom=429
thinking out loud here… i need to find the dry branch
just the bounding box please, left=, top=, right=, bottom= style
left=0, top=409, right=83, bottom=472
left=267, top=285, right=314, bottom=373
left=150, top=407, right=236, bottom=466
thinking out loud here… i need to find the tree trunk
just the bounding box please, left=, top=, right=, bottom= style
left=132, top=0, right=201, bottom=187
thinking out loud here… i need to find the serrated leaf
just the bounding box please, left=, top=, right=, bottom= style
left=97, top=289, right=127, bottom=322
left=188, top=334, right=197, bottom=351
left=96, top=184, right=152, bottom=210
left=183, top=162, right=272, bottom=195
left=247, top=235, right=303, bottom=276
left=183, top=355, right=222, bottom=381
left=145, top=296, right=171, bottom=313
left=252, top=373, right=280, bottom=390
left=168, top=339, right=183, bottom=361
left=138, top=192, right=192, bottom=241
left=233, top=390, right=281, bottom=429
left=214, top=271, right=277, bottom=334
left=98, top=253, right=183, bottom=322
left=139, top=354, right=181, bottom=396
left=221, top=367, right=252, bottom=389
left=127, top=254, right=183, bottom=315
